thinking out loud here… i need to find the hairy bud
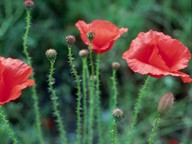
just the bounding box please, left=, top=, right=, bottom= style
left=79, top=49, right=89, bottom=57
left=86, top=31, right=95, bottom=42
left=66, top=35, right=76, bottom=47
left=157, top=92, right=174, bottom=114
left=112, top=62, right=121, bottom=70
left=45, top=49, right=57, bottom=62
left=24, top=0, right=34, bottom=7
left=112, top=108, right=124, bottom=121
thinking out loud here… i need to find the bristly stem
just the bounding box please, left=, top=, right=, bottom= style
left=95, top=54, right=102, bottom=144
left=127, top=76, right=151, bottom=144
left=48, top=60, right=67, bottom=144
left=0, top=107, right=18, bottom=144
left=82, top=57, right=88, bottom=144
left=111, top=69, right=118, bottom=109
left=148, top=113, right=161, bottom=144
left=112, top=120, right=117, bottom=144
left=88, top=43, right=95, bottom=144
left=68, top=47, right=82, bottom=144
left=23, top=9, right=44, bottom=144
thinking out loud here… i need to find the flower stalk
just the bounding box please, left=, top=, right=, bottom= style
left=0, top=107, right=18, bottom=144
left=46, top=49, right=67, bottom=144
left=67, top=46, right=82, bottom=144
left=23, top=9, right=43, bottom=144
left=127, top=76, right=151, bottom=144
left=148, top=113, right=161, bottom=144
left=95, top=54, right=102, bottom=144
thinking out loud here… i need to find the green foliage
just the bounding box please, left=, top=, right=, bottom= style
left=0, top=0, right=191, bottom=144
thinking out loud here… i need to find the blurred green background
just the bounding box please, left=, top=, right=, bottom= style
left=0, top=0, right=191, bottom=144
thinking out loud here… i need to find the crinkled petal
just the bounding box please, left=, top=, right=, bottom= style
left=157, top=38, right=191, bottom=70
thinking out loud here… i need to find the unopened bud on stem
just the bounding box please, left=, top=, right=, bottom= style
left=66, top=35, right=76, bottom=47
left=157, top=92, right=174, bottom=114
left=24, top=0, right=34, bottom=8
left=79, top=49, right=89, bottom=57
left=45, top=49, right=57, bottom=62
left=86, top=31, right=95, bottom=42
left=112, top=108, right=124, bottom=121
left=112, top=62, right=121, bottom=70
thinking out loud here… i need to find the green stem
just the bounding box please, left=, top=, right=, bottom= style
left=127, top=76, right=151, bottom=144
left=68, top=48, right=82, bottom=144
left=82, top=57, right=88, bottom=144
left=148, top=113, right=161, bottom=144
left=23, top=9, right=44, bottom=144
left=95, top=54, right=102, bottom=144
left=88, top=43, right=95, bottom=144
left=48, top=60, right=67, bottom=144
left=111, top=69, right=118, bottom=109
left=0, top=107, right=18, bottom=144
left=112, top=120, right=117, bottom=144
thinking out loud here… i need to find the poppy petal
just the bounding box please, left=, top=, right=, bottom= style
left=0, top=57, right=34, bottom=105
left=157, top=38, right=191, bottom=70
left=76, top=20, right=128, bottom=54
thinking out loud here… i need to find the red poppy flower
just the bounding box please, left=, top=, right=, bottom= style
left=0, top=57, right=34, bottom=105
left=75, top=20, right=128, bottom=54
left=122, top=30, right=192, bottom=83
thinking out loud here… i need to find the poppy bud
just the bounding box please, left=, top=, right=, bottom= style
left=86, top=31, right=95, bottom=42
left=79, top=49, right=89, bottom=57
left=112, top=62, right=121, bottom=70
left=66, top=35, right=76, bottom=47
left=24, top=0, right=34, bottom=7
left=112, top=108, right=124, bottom=121
left=45, top=49, right=57, bottom=62
left=157, top=93, right=174, bottom=114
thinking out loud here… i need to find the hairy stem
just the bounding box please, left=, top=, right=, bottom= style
left=112, top=120, right=117, bottom=144
left=68, top=48, right=82, bottom=144
left=0, top=107, right=18, bottom=144
left=87, top=43, right=96, bottom=144
left=148, top=113, right=161, bottom=144
left=48, top=60, right=67, bottom=144
left=23, top=9, right=44, bottom=144
left=127, top=76, right=151, bottom=144
left=82, top=57, right=88, bottom=144
left=95, top=54, right=102, bottom=144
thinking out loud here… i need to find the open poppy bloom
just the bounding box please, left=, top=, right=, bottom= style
left=75, top=20, right=128, bottom=54
left=0, top=57, right=34, bottom=105
left=122, top=30, right=192, bottom=83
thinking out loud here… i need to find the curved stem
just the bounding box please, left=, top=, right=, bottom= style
left=23, top=9, right=44, bottom=144
left=127, top=76, right=151, bottom=144
left=82, top=57, right=88, bottom=144
left=48, top=60, right=67, bottom=144
left=68, top=48, right=82, bottom=144
left=148, top=113, right=161, bottom=144
left=0, top=107, right=18, bottom=144
left=112, top=120, right=117, bottom=144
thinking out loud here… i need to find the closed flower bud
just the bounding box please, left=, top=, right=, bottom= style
left=45, top=49, right=57, bottom=62
left=24, top=0, right=34, bottom=7
left=157, top=93, right=174, bottom=114
left=112, top=62, right=121, bottom=70
left=86, top=31, right=95, bottom=42
left=112, top=108, right=124, bottom=121
left=66, top=35, right=76, bottom=47
left=79, top=49, right=89, bottom=57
